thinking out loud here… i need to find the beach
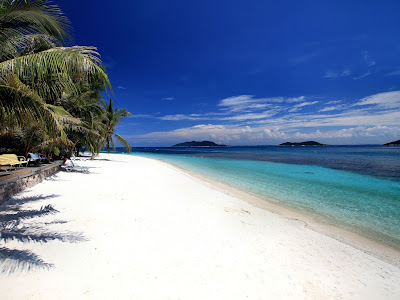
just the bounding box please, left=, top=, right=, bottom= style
left=1, top=153, right=400, bottom=299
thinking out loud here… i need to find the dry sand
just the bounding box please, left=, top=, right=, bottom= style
left=1, top=153, right=400, bottom=299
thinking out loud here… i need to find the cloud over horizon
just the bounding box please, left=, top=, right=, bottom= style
left=125, top=91, right=400, bottom=146
left=131, top=124, right=400, bottom=146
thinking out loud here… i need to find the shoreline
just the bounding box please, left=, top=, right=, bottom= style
left=147, top=155, right=400, bottom=267
left=1, top=153, right=400, bottom=299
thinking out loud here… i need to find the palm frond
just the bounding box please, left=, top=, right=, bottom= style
left=0, top=46, right=112, bottom=98
left=45, top=104, right=80, bottom=124
left=0, top=73, right=72, bottom=142
left=114, top=133, right=131, bottom=153
left=0, top=31, right=58, bottom=61
left=0, top=0, right=72, bottom=47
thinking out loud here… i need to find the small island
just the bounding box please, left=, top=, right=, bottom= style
left=384, top=140, right=400, bottom=146
left=279, top=141, right=327, bottom=146
left=173, top=141, right=228, bottom=147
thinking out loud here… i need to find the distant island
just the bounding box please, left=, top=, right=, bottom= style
left=384, top=140, right=400, bottom=146
left=173, top=141, right=228, bottom=147
left=279, top=141, right=327, bottom=146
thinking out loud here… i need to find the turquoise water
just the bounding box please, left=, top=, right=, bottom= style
left=114, top=146, right=400, bottom=248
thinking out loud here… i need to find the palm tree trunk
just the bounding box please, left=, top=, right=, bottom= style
left=25, top=127, right=38, bottom=157
left=68, top=140, right=79, bottom=158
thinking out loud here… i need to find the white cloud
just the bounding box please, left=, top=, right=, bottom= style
left=324, top=70, right=351, bottom=78
left=342, top=69, right=351, bottom=76
left=286, top=96, right=306, bottom=103
left=363, top=51, right=376, bottom=67
left=294, top=101, right=318, bottom=108
left=129, top=114, right=154, bottom=118
left=353, top=72, right=371, bottom=80
left=218, top=95, right=277, bottom=112
left=278, top=110, right=400, bottom=129
left=132, top=124, right=238, bottom=145
left=263, top=128, right=288, bottom=139
left=117, top=85, right=127, bottom=89
left=326, top=100, right=342, bottom=104
left=319, top=104, right=346, bottom=112
left=162, top=97, right=175, bottom=101
left=138, top=91, right=400, bottom=145
left=221, top=111, right=275, bottom=121
left=159, top=95, right=313, bottom=123
left=385, top=69, right=400, bottom=76
left=354, top=91, right=400, bottom=109
left=131, top=124, right=400, bottom=146
left=218, top=95, right=305, bottom=112
left=289, top=126, right=399, bottom=144
left=160, top=114, right=201, bottom=121
left=218, top=95, right=256, bottom=107
left=158, top=91, right=400, bottom=127
left=102, top=56, right=117, bottom=69
left=324, top=71, right=338, bottom=78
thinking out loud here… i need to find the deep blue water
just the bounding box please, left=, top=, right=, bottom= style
left=113, top=145, right=400, bottom=248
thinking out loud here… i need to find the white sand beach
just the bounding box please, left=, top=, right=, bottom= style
left=1, top=153, right=400, bottom=299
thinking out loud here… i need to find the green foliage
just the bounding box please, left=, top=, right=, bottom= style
left=0, top=0, right=131, bottom=157
left=101, top=99, right=132, bottom=153
left=53, top=146, right=60, bottom=156
left=0, top=0, right=71, bottom=61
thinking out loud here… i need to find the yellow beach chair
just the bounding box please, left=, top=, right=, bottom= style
left=0, top=155, right=13, bottom=171
left=0, top=154, right=28, bottom=169
left=0, top=155, right=18, bottom=171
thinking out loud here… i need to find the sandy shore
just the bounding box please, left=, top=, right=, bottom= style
left=1, top=153, right=400, bottom=299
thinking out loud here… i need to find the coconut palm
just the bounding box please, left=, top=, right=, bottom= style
left=101, top=99, right=131, bottom=153
left=0, top=0, right=111, bottom=143
left=0, top=0, right=71, bottom=61
left=58, top=85, right=106, bottom=156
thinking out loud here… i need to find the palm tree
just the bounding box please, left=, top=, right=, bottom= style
left=0, top=0, right=111, bottom=143
left=101, top=99, right=132, bottom=153
left=0, top=0, right=71, bottom=61
left=58, top=86, right=106, bottom=156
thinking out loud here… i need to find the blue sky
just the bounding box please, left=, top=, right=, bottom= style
left=60, top=0, right=400, bottom=146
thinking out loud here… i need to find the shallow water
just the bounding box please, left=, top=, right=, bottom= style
left=114, top=146, right=400, bottom=248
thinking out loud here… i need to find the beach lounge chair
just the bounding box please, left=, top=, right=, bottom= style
left=38, top=153, right=49, bottom=163
left=71, top=153, right=88, bottom=161
left=8, top=154, right=29, bottom=169
left=61, top=159, right=89, bottom=173
left=0, top=154, right=28, bottom=170
left=27, top=152, right=48, bottom=166
left=0, top=155, right=13, bottom=171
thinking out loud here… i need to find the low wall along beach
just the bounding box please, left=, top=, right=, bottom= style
left=0, top=161, right=63, bottom=204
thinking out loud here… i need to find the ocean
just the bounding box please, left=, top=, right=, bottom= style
left=114, top=145, right=400, bottom=249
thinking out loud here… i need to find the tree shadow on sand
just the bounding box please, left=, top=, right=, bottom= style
left=0, top=194, right=87, bottom=275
